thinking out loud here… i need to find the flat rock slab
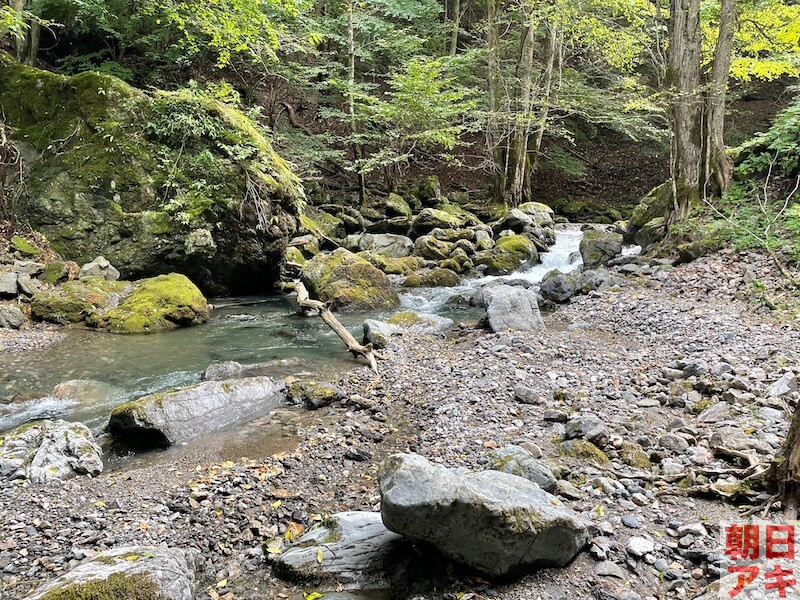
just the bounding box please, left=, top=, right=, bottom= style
left=108, top=376, right=286, bottom=448
left=0, top=419, right=103, bottom=484
left=379, top=453, right=589, bottom=578
left=274, top=511, right=414, bottom=588
left=24, top=546, right=198, bottom=599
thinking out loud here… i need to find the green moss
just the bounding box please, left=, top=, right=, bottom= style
left=10, top=235, right=40, bottom=256
left=386, top=311, right=426, bottom=327
left=42, top=261, right=70, bottom=285
left=300, top=248, right=399, bottom=311
left=402, top=274, right=422, bottom=287
left=418, top=267, right=460, bottom=287
left=473, top=235, right=537, bottom=275
left=100, top=273, right=210, bottom=332
left=385, top=193, right=412, bottom=218
left=31, top=278, right=127, bottom=325
left=40, top=573, right=159, bottom=600
left=559, top=439, right=610, bottom=463
left=359, top=251, right=423, bottom=276
left=299, top=209, right=342, bottom=239
left=619, top=442, right=652, bottom=469
left=286, top=246, right=306, bottom=265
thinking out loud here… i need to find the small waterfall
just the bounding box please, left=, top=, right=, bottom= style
left=399, top=224, right=584, bottom=314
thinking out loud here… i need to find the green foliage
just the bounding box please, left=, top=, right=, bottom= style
left=735, top=91, right=800, bottom=180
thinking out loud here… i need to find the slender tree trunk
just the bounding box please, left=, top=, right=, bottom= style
left=666, top=0, right=703, bottom=224
left=450, top=0, right=460, bottom=55
left=780, top=402, right=800, bottom=519
left=346, top=0, right=366, bottom=205
left=10, top=0, right=38, bottom=65
left=487, top=0, right=505, bottom=198
left=531, top=23, right=559, bottom=175
left=507, top=12, right=537, bottom=206
left=705, top=0, right=736, bottom=198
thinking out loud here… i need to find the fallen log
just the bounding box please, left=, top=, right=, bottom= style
left=288, top=281, right=383, bottom=374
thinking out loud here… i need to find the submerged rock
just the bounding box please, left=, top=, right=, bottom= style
left=379, top=453, right=589, bottom=577
left=23, top=546, right=198, bottom=600
left=108, top=376, right=286, bottom=448
left=274, top=511, right=414, bottom=588
left=301, top=248, right=399, bottom=311
left=0, top=419, right=103, bottom=484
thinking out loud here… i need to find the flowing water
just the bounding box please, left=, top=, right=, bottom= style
left=0, top=226, right=589, bottom=435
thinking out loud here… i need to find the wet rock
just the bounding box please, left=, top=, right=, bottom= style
left=50, top=379, right=123, bottom=406
left=274, top=511, right=414, bottom=588
left=363, top=319, right=396, bottom=349
left=379, top=453, right=589, bottom=577
left=108, top=376, right=286, bottom=448
left=579, top=230, right=623, bottom=268
left=487, top=445, right=557, bottom=492
left=481, top=285, right=544, bottom=333
left=0, top=305, right=24, bottom=329
left=23, top=546, right=198, bottom=600
left=78, top=256, right=120, bottom=281
left=202, top=361, right=245, bottom=381
left=0, top=420, right=103, bottom=484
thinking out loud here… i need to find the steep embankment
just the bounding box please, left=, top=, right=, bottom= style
left=0, top=54, right=304, bottom=295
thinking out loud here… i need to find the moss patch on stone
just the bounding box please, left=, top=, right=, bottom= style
left=359, top=252, right=423, bottom=276
left=386, top=311, right=426, bottom=327
left=301, top=248, right=399, bottom=311
left=559, top=439, right=610, bottom=463
left=31, top=278, right=127, bottom=325
left=418, top=267, right=460, bottom=287
left=10, top=235, right=40, bottom=256
left=100, top=273, right=210, bottom=333
left=40, top=573, right=160, bottom=600
left=473, top=234, right=537, bottom=275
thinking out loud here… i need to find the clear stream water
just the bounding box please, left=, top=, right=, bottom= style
left=0, top=226, right=591, bottom=434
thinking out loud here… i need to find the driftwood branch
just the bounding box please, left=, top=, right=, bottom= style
left=289, top=281, right=383, bottom=374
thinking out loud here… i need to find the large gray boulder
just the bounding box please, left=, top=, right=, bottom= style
left=363, top=319, right=397, bottom=349
left=274, top=511, right=414, bottom=588
left=343, top=233, right=414, bottom=258
left=108, top=376, right=286, bottom=448
left=0, top=304, right=24, bottom=329
left=0, top=420, right=103, bottom=484
left=78, top=255, right=121, bottom=281
left=488, top=445, right=557, bottom=492
left=24, top=546, right=198, bottom=600
left=480, top=285, right=544, bottom=333
left=379, top=453, right=589, bottom=577
left=579, top=229, right=623, bottom=268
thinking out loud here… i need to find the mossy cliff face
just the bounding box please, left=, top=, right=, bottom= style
left=0, top=53, right=304, bottom=295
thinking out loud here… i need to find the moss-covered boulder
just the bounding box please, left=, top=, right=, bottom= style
left=410, top=208, right=462, bottom=236
left=385, top=193, right=413, bottom=218
left=0, top=53, right=304, bottom=296
left=359, top=251, right=424, bottom=276
left=99, top=274, right=210, bottom=333
left=417, top=267, right=460, bottom=287
left=10, top=235, right=39, bottom=256
left=473, top=234, right=538, bottom=275
left=299, top=207, right=344, bottom=240
left=23, top=546, right=198, bottom=600
left=31, top=277, right=129, bottom=325
left=301, top=248, right=399, bottom=311
left=630, top=182, right=672, bottom=231
left=31, top=273, right=210, bottom=332
left=412, top=235, right=455, bottom=261
left=41, top=260, right=78, bottom=285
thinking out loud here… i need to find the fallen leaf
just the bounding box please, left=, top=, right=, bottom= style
left=216, top=579, right=228, bottom=589
left=316, top=547, right=324, bottom=564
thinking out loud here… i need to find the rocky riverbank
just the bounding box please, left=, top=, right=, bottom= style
left=0, top=248, right=798, bottom=599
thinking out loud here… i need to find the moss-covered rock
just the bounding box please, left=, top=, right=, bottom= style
left=473, top=234, right=538, bottom=275
left=579, top=229, right=623, bottom=268
left=412, top=235, right=455, bottom=261
left=42, top=260, right=78, bottom=285
left=410, top=208, right=462, bottom=236
left=418, top=267, right=460, bottom=287
left=385, top=193, right=412, bottom=218
left=31, top=277, right=128, bottom=325
left=301, top=248, right=399, bottom=311
left=99, top=274, right=210, bottom=333
left=299, top=207, right=344, bottom=240
left=0, top=53, right=304, bottom=295
left=359, top=251, right=424, bottom=276
left=10, top=234, right=40, bottom=256
left=630, top=181, right=672, bottom=231
left=285, top=246, right=306, bottom=265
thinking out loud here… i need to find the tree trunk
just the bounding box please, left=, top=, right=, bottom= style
left=507, top=12, right=537, bottom=206
left=531, top=22, right=559, bottom=175
left=487, top=0, right=505, bottom=197
left=666, top=0, right=703, bottom=224
left=10, top=0, right=38, bottom=65
left=705, top=0, right=736, bottom=198
left=346, top=0, right=366, bottom=206
left=450, top=0, right=460, bottom=55
left=780, top=402, right=800, bottom=519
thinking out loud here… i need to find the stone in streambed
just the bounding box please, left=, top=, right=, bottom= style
left=0, top=304, right=24, bottom=329
left=379, top=453, right=589, bottom=577
left=488, top=444, right=557, bottom=492
left=23, top=546, right=198, bottom=600
left=108, top=376, right=286, bottom=448
left=78, top=255, right=120, bottom=281
left=363, top=319, right=396, bottom=349
left=273, top=511, right=414, bottom=588
left=288, top=380, right=345, bottom=410
left=480, top=284, right=544, bottom=333
left=0, top=419, right=103, bottom=484
left=579, top=229, right=623, bottom=268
